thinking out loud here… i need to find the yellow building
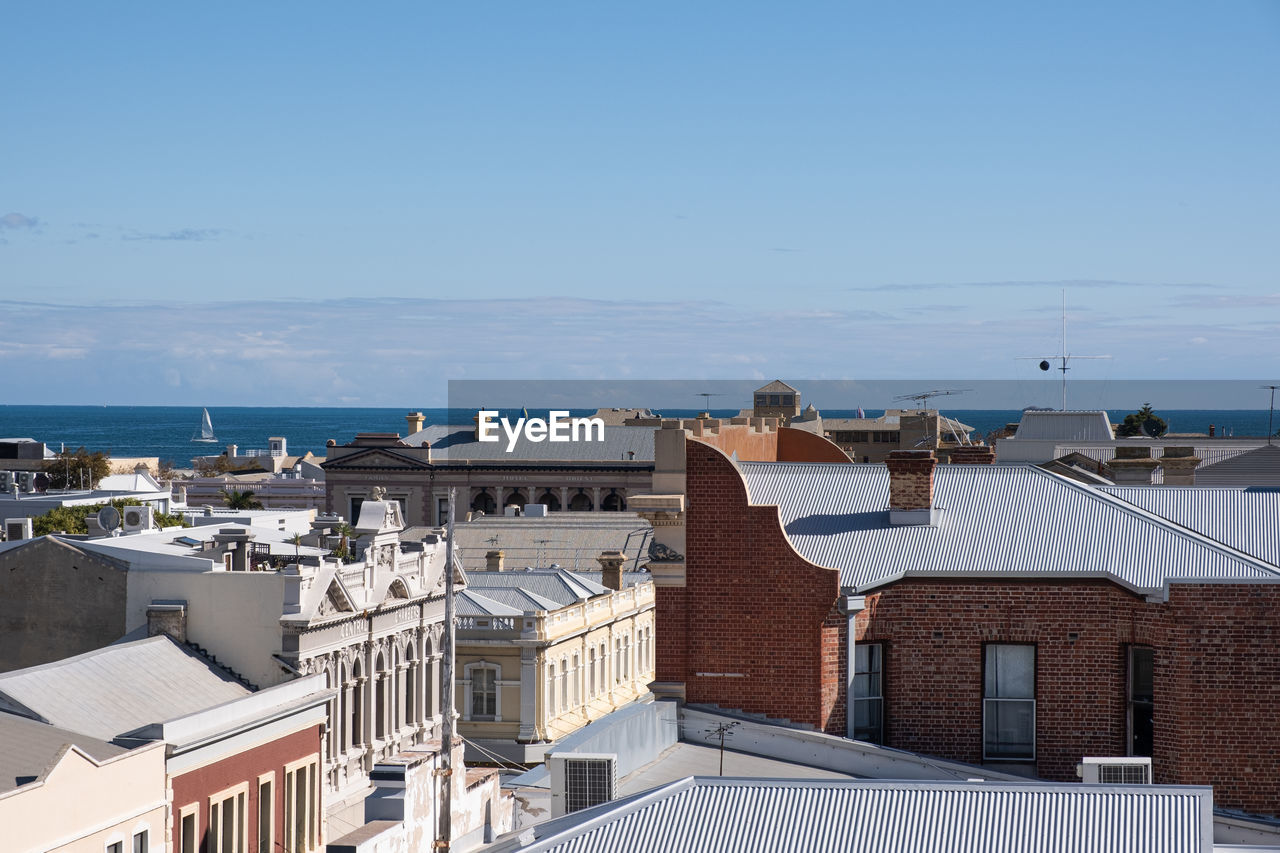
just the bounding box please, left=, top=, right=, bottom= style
left=455, top=557, right=655, bottom=764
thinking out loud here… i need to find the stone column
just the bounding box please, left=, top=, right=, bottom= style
left=518, top=648, right=539, bottom=742
left=559, top=487, right=570, bottom=512
left=592, top=487, right=602, bottom=512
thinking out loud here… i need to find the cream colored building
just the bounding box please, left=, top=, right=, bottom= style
left=455, top=558, right=655, bottom=763
left=0, top=714, right=167, bottom=853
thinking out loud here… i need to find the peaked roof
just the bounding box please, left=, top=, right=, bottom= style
left=488, top=777, right=1213, bottom=853
left=1097, top=485, right=1280, bottom=567
left=463, top=568, right=610, bottom=606
left=1013, top=410, right=1114, bottom=441
left=0, top=636, right=250, bottom=741
left=755, top=380, right=798, bottom=394
left=1194, top=444, right=1280, bottom=486
left=457, top=590, right=526, bottom=618
left=0, top=713, right=127, bottom=794
left=737, top=461, right=1280, bottom=596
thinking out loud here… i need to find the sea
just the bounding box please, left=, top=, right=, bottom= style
left=0, top=406, right=1273, bottom=464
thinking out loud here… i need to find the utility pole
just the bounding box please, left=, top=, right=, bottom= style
left=436, top=488, right=456, bottom=851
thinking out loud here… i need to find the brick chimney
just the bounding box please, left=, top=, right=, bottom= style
left=1160, top=446, right=1200, bottom=486
left=886, top=450, right=937, bottom=526
left=485, top=549, right=505, bottom=572
left=597, top=550, right=626, bottom=591
left=1109, top=446, right=1160, bottom=485
left=949, top=446, right=996, bottom=465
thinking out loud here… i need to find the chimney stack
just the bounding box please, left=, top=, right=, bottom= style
left=147, top=601, right=187, bottom=643
left=597, top=550, right=626, bottom=591
left=1109, top=446, right=1160, bottom=485
left=949, top=446, right=996, bottom=465
left=886, top=450, right=937, bottom=526
left=406, top=411, right=426, bottom=434
left=485, top=549, right=505, bottom=572
left=1160, top=446, right=1200, bottom=486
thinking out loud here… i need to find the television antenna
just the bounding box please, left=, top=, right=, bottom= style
left=1263, top=385, right=1279, bottom=445
left=697, top=392, right=724, bottom=411
left=533, top=538, right=567, bottom=569
left=893, top=389, right=972, bottom=407
left=1017, top=290, right=1111, bottom=410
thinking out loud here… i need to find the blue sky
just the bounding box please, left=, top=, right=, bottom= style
left=2, top=2, right=1277, bottom=404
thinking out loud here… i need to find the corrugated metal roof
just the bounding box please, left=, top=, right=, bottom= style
left=463, top=585, right=564, bottom=614
left=1194, top=444, right=1280, bottom=486
left=1014, top=411, right=1115, bottom=442
left=1051, top=445, right=1258, bottom=485
left=1097, top=485, right=1280, bottom=567
left=0, top=636, right=250, bottom=741
left=457, top=590, right=526, bottom=618
left=451, top=514, right=653, bottom=573
left=0, top=713, right=127, bottom=793
left=737, top=462, right=1280, bottom=594
left=491, top=777, right=1212, bottom=853
left=403, top=424, right=655, bottom=463
left=460, top=568, right=609, bottom=606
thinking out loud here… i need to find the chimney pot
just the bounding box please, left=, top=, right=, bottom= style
left=597, top=550, right=626, bottom=591
left=485, top=549, right=505, bottom=572
left=949, top=446, right=996, bottom=465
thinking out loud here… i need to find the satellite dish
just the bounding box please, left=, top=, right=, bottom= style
left=1039, top=360, right=1051, bottom=372
left=1142, top=418, right=1163, bottom=438
left=97, top=506, right=121, bottom=531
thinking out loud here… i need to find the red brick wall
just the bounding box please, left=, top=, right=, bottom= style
left=662, top=434, right=1280, bottom=817
left=170, top=724, right=322, bottom=853
left=777, top=427, right=850, bottom=463
left=658, top=440, right=842, bottom=730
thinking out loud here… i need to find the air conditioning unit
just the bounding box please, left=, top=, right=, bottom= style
left=0, top=471, right=12, bottom=491
left=1078, top=756, right=1152, bottom=784
left=5, top=518, right=33, bottom=542
left=548, top=752, right=617, bottom=817
left=16, top=471, right=37, bottom=493
left=122, top=506, right=155, bottom=532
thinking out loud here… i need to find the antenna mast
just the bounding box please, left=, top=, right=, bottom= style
left=1263, top=385, right=1279, bottom=446
left=1016, top=289, right=1110, bottom=410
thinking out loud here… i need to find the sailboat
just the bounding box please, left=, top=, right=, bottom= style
left=191, top=408, right=218, bottom=443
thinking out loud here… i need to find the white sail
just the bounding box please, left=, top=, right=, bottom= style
left=192, top=408, right=218, bottom=443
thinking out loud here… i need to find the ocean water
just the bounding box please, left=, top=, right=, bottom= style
left=0, top=406, right=1273, bottom=463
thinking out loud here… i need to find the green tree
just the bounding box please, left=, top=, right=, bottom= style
left=220, top=489, right=264, bottom=510
left=1116, top=403, right=1168, bottom=438
left=30, top=498, right=189, bottom=536
left=43, top=446, right=113, bottom=490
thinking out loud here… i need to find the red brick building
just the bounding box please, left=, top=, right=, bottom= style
left=638, top=420, right=1280, bottom=817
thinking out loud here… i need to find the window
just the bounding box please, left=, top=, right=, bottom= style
left=349, top=496, right=365, bottom=522
left=107, top=843, right=123, bottom=853
left=209, top=784, right=248, bottom=853
left=588, top=648, right=597, bottom=697
left=283, top=758, right=319, bottom=853
left=133, top=830, right=149, bottom=853
left=984, top=645, right=1035, bottom=760
left=548, top=662, right=557, bottom=716
left=1129, top=646, right=1154, bottom=758
left=572, top=654, right=581, bottom=705
left=258, top=774, right=274, bottom=853
left=179, top=805, right=198, bottom=853
left=471, top=666, right=498, bottom=719
left=437, top=497, right=450, bottom=525
left=852, top=643, right=884, bottom=744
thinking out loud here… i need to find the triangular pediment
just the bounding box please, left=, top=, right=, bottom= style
left=322, top=447, right=431, bottom=471
left=320, top=579, right=356, bottom=615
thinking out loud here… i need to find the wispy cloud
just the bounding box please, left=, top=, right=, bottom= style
left=847, top=279, right=1224, bottom=293
left=1170, top=292, right=1280, bottom=310
left=0, top=295, right=1267, bottom=405
left=0, top=212, right=39, bottom=230
left=122, top=227, right=229, bottom=242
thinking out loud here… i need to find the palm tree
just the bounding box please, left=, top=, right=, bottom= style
left=220, top=489, right=263, bottom=510
left=291, top=533, right=303, bottom=563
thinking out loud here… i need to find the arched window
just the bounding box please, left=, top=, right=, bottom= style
left=405, top=645, right=417, bottom=725
left=471, top=490, right=496, bottom=514
left=560, top=656, right=569, bottom=709
left=375, top=652, right=387, bottom=740
left=503, top=490, right=526, bottom=510
left=568, top=491, right=593, bottom=512
left=350, top=658, right=363, bottom=746
left=548, top=662, right=557, bottom=717
left=538, top=491, right=562, bottom=511
left=601, top=490, right=625, bottom=511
